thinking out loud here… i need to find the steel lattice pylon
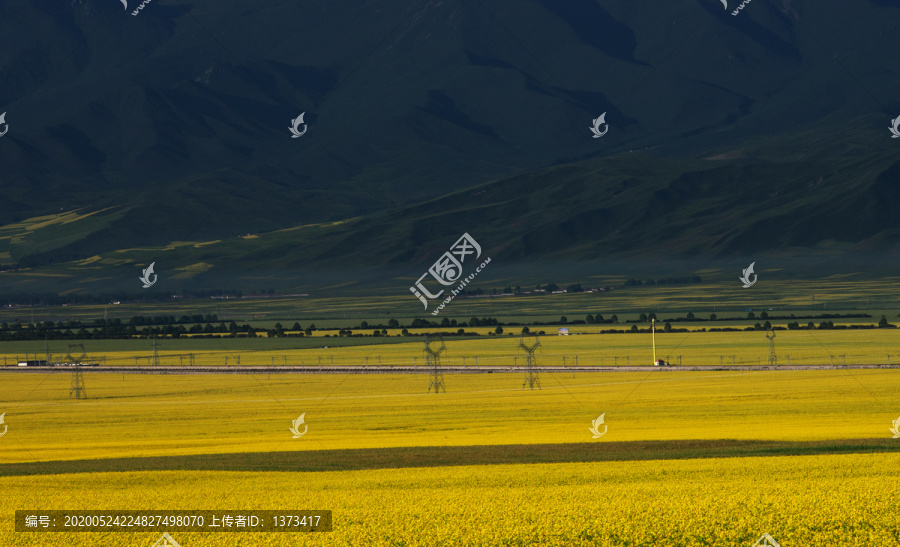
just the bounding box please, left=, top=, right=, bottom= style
left=66, top=343, right=88, bottom=399
left=70, top=369, right=87, bottom=399
left=424, top=336, right=446, bottom=394
left=152, top=337, right=160, bottom=366
left=519, top=334, right=541, bottom=390
left=65, top=343, right=86, bottom=365
left=766, top=329, right=776, bottom=366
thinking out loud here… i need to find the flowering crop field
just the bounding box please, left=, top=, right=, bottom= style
left=1, top=369, right=899, bottom=545
left=3, top=453, right=900, bottom=546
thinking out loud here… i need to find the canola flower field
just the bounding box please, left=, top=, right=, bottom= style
left=3, top=454, right=900, bottom=546
left=2, top=367, right=899, bottom=545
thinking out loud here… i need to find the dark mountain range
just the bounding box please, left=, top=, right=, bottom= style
left=1, top=0, right=900, bottom=291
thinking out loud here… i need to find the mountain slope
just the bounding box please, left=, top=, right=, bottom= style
left=2, top=0, right=900, bottom=256
left=4, top=113, right=899, bottom=293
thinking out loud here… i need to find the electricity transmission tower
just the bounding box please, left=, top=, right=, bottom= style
left=70, top=370, right=87, bottom=399
left=519, top=334, right=541, bottom=390
left=66, top=343, right=88, bottom=399
left=424, top=336, right=446, bottom=394
left=151, top=337, right=160, bottom=366
left=766, top=329, right=776, bottom=366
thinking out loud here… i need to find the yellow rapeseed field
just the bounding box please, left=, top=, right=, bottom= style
left=1, top=370, right=898, bottom=463
left=2, top=369, right=899, bottom=545
left=2, top=453, right=899, bottom=546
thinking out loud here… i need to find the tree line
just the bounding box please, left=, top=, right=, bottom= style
left=0, top=311, right=891, bottom=342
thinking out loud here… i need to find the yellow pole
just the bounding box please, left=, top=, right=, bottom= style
left=652, top=318, right=656, bottom=365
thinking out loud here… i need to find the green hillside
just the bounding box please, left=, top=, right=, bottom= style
left=2, top=114, right=899, bottom=294
left=2, top=0, right=900, bottom=264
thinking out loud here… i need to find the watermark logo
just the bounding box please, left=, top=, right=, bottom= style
left=589, top=413, right=607, bottom=438
left=740, top=261, right=757, bottom=288
left=890, top=416, right=900, bottom=438
left=890, top=116, right=900, bottom=139
left=131, top=0, right=152, bottom=16
left=0, top=413, right=7, bottom=438
left=120, top=0, right=127, bottom=9
left=720, top=0, right=728, bottom=8
left=0, top=112, right=8, bottom=137
left=410, top=233, right=490, bottom=315
left=751, top=533, right=781, bottom=547
left=139, top=261, right=157, bottom=288
left=151, top=533, right=181, bottom=547
left=290, top=413, right=308, bottom=438
left=589, top=113, right=608, bottom=138
left=289, top=113, right=308, bottom=138
left=731, top=0, right=753, bottom=15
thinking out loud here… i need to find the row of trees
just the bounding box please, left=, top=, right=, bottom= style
left=359, top=317, right=503, bottom=330
left=0, top=321, right=319, bottom=341
left=3, top=311, right=893, bottom=341
left=628, top=311, right=870, bottom=323
left=786, top=316, right=895, bottom=330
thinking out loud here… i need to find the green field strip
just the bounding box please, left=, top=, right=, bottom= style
left=2, top=439, right=898, bottom=477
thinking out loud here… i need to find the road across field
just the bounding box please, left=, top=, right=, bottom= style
left=3, top=364, right=900, bottom=374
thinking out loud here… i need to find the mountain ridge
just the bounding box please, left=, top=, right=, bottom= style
left=2, top=0, right=900, bottom=291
